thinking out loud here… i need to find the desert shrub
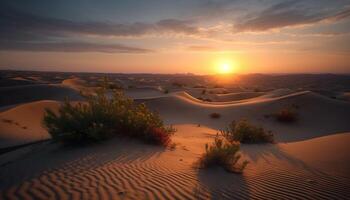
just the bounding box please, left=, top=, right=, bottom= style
left=199, top=134, right=248, bottom=173
left=43, top=90, right=175, bottom=145
left=210, top=112, right=221, bottom=119
left=221, top=119, right=273, bottom=143
left=275, top=107, right=298, bottom=123
left=201, top=89, right=206, bottom=95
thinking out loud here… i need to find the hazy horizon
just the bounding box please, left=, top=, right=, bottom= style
left=1, top=0, right=350, bottom=74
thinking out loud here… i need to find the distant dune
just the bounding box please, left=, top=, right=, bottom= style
left=124, top=87, right=165, bottom=99
left=2, top=88, right=349, bottom=150
left=141, top=90, right=350, bottom=142
left=0, top=84, right=83, bottom=108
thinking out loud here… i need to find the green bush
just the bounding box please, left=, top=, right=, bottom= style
left=43, top=90, right=175, bottom=145
left=221, top=119, right=273, bottom=143
left=199, top=134, right=248, bottom=173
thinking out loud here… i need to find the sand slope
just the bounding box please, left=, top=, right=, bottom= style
left=140, top=91, right=350, bottom=142
left=124, top=87, right=165, bottom=99
left=0, top=125, right=349, bottom=199
left=0, top=84, right=83, bottom=108
left=0, top=101, right=61, bottom=149
left=2, top=89, right=349, bottom=148
left=212, top=91, right=265, bottom=102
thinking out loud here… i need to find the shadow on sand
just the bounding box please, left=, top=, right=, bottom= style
left=196, top=166, right=250, bottom=199
left=0, top=138, right=165, bottom=199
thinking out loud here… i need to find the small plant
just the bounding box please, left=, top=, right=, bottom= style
left=210, top=113, right=221, bottom=119
left=275, top=107, right=298, bottom=123
left=221, top=119, right=273, bottom=143
left=199, top=134, right=248, bottom=173
left=201, top=89, right=206, bottom=95
left=43, top=89, right=175, bottom=146
left=164, top=89, right=169, bottom=94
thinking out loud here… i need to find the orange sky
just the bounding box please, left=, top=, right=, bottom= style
left=1, top=0, right=350, bottom=74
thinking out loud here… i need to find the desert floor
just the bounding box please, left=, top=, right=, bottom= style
left=1, top=73, right=350, bottom=199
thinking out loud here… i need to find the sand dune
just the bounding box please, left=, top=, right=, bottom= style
left=62, top=77, right=90, bottom=90
left=0, top=101, right=61, bottom=149
left=0, top=84, right=83, bottom=108
left=2, top=89, right=349, bottom=148
left=141, top=90, right=350, bottom=142
left=124, top=87, right=165, bottom=99
left=0, top=85, right=349, bottom=199
left=0, top=124, right=349, bottom=199
left=0, top=77, right=37, bottom=87
left=212, top=91, right=265, bottom=102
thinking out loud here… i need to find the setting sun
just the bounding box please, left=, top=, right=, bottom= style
left=215, top=59, right=239, bottom=74
left=219, top=63, right=233, bottom=74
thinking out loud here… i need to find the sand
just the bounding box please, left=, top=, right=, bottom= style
left=140, top=90, right=350, bottom=142
left=0, top=125, right=349, bottom=199
left=0, top=101, right=61, bottom=149
left=1, top=80, right=350, bottom=199
left=124, top=87, right=165, bottom=99
left=0, top=84, right=83, bottom=108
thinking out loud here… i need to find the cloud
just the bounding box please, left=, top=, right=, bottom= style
left=0, top=5, right=188, bottom=53
left=187, top=45, right=217, bottom=51
left=156, top=19, right=199, bottom=35
left=0, top=41, right=152, bottom=53
left=0, top=5, right=199, bottom=39
left=234, top=1, right=350, bottom=32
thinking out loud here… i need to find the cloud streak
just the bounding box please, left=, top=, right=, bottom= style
left=234, top=1, right=350, bottom=32
left=0, top=41, right=152, bottom=53
left=0, top=5, right=198, bottom=53
left=0, top=6, right=199, bottom=39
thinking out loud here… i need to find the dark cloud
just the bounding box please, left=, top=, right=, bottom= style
left=234, top=1, right=350, bottom=32
left=156, top=19, right=199, bottom=35
left=0, top=5, right=198, bottom=53
left=0, top=5, right=199, bottom=39
left=0, top=41, right=152, bottom=53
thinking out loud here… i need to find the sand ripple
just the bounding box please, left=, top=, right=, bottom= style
left=1, top=127, right=350, bottom=199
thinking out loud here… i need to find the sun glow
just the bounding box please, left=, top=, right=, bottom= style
left=216, top=59, right=238, bottom=74
left=219, top=63, right=232, bottom=74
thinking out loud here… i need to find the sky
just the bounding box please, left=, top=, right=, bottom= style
left=0, top=0, right=350, bottom=74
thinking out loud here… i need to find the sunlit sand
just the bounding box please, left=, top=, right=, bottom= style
left=1, top=72, right=350, bottom=199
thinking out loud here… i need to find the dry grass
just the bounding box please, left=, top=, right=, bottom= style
left=43, top=89, right=175, bottom=146
left=221, top=119, right=274, bottom=143
left=199, top=134, right=248, bottom=173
